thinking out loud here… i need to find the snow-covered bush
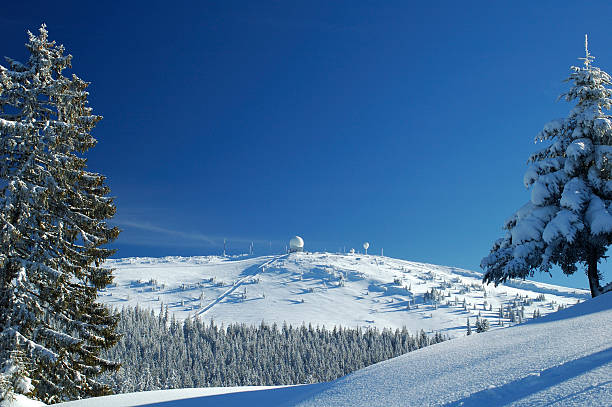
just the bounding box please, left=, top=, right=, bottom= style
left=475, top=317, right=490, bottom=333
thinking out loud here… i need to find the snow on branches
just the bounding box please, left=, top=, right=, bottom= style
left=482, top=36, right=612, bottom=298
left=0, top=25, right=120, bottom=403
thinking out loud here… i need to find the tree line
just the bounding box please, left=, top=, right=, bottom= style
left=100, top=306, right=446, bottom=393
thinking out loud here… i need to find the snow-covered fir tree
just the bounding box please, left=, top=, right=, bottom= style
left=0, top=26, right=119, bottom=403
left=475, top=317, right=489, bottom=333
left=482, top=36, right=612, bottom=298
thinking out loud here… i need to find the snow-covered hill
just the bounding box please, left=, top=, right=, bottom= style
left=99, top=252, right=588, bottom=337
left=295, top=292, right=612, bottom=406
left=58, top=291, right=612, bottom=407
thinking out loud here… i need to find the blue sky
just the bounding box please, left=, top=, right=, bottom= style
left=2, top=1, right=612, bottom=289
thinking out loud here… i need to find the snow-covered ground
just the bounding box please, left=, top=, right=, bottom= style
left=99, top=252, right=588, bottom=337
left=55, top=387, right=291, bottom=407
left=296, top=291, right=612, bottom=406
left=56, top=291, right=612, bottom=406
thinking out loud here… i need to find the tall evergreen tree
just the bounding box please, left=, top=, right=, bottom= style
left=0, top=26, right=120, bottom=403
left=482, top=36, right=612, bottom=298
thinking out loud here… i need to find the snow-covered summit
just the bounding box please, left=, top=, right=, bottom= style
left=99, top=252, right=588, bottom=337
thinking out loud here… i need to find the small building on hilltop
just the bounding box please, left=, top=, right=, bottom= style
left=289, top=236, right=304, bottom=253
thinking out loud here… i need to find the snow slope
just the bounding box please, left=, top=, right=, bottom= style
left=99, top=252, right=588, bottom=337
left=58, top=293, right=612, bottom=407
left=295, top=292, right=612, bottom=406
left=55, top=387, right=292, bottom=407
left=57, top=291, right=612, bottom=406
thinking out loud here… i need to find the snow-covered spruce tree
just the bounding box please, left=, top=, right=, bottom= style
left=482, top=37, right=612, bottom=298
left=0, top=26, right=120, bottom=403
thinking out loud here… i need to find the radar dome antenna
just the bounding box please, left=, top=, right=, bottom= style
left=579, top=34, right=595, bottom=69
left=363, top=242, right=369, bottom=255
left=289, top=236, right=304, bottom=253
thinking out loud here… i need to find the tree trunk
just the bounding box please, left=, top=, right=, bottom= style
left=587, top=254, right=602, bottom=298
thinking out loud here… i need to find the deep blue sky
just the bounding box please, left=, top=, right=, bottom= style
left=2, top=1, right=612, bottom=289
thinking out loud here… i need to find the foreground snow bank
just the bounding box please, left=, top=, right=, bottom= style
left=0, top=394, right=44, bottom=407
left=56, top=386, right=296, bottom=407
left=57, top=292, right=612, bottom=406
left=297, top=291, right=612, bottom=406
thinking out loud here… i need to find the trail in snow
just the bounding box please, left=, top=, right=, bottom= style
left=192, top=254, right=287, bottom=318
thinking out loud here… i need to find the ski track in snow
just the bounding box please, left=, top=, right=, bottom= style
left=191, top=254, right=288, bottom=318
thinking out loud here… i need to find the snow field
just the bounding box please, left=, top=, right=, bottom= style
left=100, top=252, right=588, bottom=338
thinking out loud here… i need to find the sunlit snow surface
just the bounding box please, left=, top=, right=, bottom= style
left=0, top=394, right=45, bottom=407
left=99, top=252, right=588, bottom=337
left=56, top=292, right=612, bottom=406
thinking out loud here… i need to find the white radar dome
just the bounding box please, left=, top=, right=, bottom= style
left=289, top=236, right=304, bottom=252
